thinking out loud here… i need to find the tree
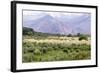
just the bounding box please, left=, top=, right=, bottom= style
left=67, top=34, right=72, bottom=37
left=77, top=33, right=81, bottom=37
left=79, top=35, right=88, bottom=41
left=23, top=27, right=34, bottom=35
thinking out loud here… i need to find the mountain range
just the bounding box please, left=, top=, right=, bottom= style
left=23, top=12, right=91, bottom=35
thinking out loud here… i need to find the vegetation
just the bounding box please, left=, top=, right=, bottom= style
left=23, top=27, right=34, bottom=35
left=79, top=35, right=88, bottom=41
left=22, top=42, right=90, bottom=62
left=22, top=27, right=91, bottom=62
left=67, top=34, right=72, bottom=37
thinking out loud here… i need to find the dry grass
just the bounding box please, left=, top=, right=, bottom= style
left=23, top=37, right=90, bottom=45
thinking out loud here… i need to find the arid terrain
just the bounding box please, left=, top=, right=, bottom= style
left=23, top=35, right=91, bottom=62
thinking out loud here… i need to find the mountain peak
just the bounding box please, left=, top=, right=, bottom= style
left=23, top=13, right=91, bottom=35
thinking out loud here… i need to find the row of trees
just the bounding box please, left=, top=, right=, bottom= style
left=68, top=33, right=88, bottom=41
left=67, top=33, right=89, bottom=37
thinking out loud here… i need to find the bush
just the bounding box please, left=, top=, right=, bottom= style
left=67, top=34, right=72, bottom=37
left=79, top=35, right=88, bottom=41
left=77, top=33, right=81, bottom=37
left=34, top=49, right=41, bottom=55
left=63, top=49, right=68, bottom=53
left=23, top=41, right=91, bottom=62
left=23, top=27, right=34, bottom=35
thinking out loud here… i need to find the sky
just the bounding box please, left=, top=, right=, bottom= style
left=23, top=10, right=90, bottom=21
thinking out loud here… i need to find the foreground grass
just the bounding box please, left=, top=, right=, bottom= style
left=22, top=41, right=91, bottom=63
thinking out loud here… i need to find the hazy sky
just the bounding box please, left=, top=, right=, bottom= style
left=23, top=10, right=90, bottom=21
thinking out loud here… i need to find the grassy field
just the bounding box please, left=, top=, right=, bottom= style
left=22, top=36, right=91, bottom=63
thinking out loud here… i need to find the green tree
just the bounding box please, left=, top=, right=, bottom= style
left=77, top=33, right=81, bottom=37
left=67, top=34, right=72, bottom=37
left=23, top=27, right=34, bottom=35
left=79, top=35, right=88, bottom=41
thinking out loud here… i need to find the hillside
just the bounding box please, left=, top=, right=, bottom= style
left=23, top=12, right=91, bottom=35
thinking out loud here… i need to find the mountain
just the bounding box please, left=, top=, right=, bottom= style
left=23, top=13, right=91, bottom=35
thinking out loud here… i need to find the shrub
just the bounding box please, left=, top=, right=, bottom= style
left=23, top=27, right=34, bottom=35
left=67, top=34, right=72, bottom=37
left=22, top=53, right=34, bottom=62
left=79, top=35, right=88, bottom=41
left=41, top=47, right=47, bottom=53
left=23, top=40, right=91, bottom=62
left=63, top=49, right=68, bottom=53
left=77, top=33, right=81, bottom=37
left=34, top=49, right=41, bottom=55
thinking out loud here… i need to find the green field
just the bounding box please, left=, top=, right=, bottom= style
left=22, top=27, right=91, bottom=63
left=22, top=36, right=91, bottom=63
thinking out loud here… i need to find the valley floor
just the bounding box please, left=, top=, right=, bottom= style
left=22, top=36, right=91, bottom=63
